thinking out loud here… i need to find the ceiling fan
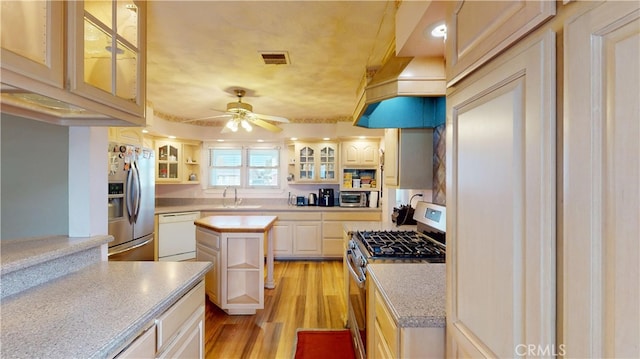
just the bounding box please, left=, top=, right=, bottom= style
left=186, top=89, right=289, bottom=133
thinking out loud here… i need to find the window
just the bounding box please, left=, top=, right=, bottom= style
left=208, top=146, right=280, bottom=188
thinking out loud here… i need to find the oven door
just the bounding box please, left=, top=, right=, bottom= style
left=346, top=247, right=367, bottom=359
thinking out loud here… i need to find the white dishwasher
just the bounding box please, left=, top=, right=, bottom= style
left=158, top=211, right=200, bottom=261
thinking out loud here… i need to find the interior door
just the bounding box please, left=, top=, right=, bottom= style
left=446, top=31, right=556, bottom=357
left=563, top=2, right=640, bottom=357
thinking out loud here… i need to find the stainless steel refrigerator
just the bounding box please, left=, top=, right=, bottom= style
left=107, top=143, right=155, bottom=261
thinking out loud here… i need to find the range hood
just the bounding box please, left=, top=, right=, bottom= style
left=353, top=56, right=446, bottom=128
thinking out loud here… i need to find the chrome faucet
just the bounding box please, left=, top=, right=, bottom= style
left=223, top=186, right=239, bottom=207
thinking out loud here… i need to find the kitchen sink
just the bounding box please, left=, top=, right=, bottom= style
left=208, top=205, right=262, bottom=209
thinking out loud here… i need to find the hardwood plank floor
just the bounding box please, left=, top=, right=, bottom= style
left=204, top=260, right=348, bottom=358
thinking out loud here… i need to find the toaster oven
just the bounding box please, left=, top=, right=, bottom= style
left=339, top=191, right=367, bottom=207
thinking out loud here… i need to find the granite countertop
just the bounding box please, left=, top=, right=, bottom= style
left=155, top=203, right=382, bottom=215
left=367, top=263, right=446, bottom=328
left=195, top=215, right=277, bottom=232
left=1, top=261, right=212, bottom=359
left=0, top=235, right=112, bottom=275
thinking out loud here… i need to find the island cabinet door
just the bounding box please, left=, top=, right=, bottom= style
left=446, top=31, right=556, bottom=357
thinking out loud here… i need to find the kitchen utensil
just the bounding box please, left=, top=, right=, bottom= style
left=308, top=193, right=317, bottom=205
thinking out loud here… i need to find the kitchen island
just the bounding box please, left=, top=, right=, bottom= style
left=195, top=215, right=277, bottom=315
left=0, top=236, right=212, bottom=359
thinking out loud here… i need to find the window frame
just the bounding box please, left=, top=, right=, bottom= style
left=207, top=144, right=281, bottom=189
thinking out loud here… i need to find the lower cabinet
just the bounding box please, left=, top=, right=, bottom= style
left=116, top=281, right=205, bottom=359
left=367, top=280, right=444, bottom=358
left=323, top=211, right=382, bottom=258
left=270, top=212, right=322, bottom=258
left=195, top=232, right=220, bottom=306
left=196, top=226, right=264, bottom=315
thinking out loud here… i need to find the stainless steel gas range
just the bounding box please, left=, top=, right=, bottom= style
left=345, top=201, right=446, bottom=359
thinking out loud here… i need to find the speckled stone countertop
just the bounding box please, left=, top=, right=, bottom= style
left=0, top=235, right=112, bottom=275
left=1, top=261, right=212, bottom=359
left=367, top=263, right=446, bottom=328
left=155, top=203, right=382, bottom=215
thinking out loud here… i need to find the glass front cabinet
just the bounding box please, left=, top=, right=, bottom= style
left=290, top=142, right=338, bottom=183
left=68, top=0, right=146, bottom=117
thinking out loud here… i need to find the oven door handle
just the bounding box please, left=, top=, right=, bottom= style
left=346, top=250, right=366, bottom=288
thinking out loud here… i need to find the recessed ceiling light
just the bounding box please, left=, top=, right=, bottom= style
left=430, top=23, right=447, bottom=38
left=141, top=129, right=148, bottom=133
left=168, top=135, right=176, bottom=139
left=257, top=139, right=264, bottom=142
left=358, top=136, right=366, bottom=139
left=323, top=137, right=330, bottom=141
left=217, top=139, right=225, bottom=142
left=291, top=137, right=298, bottom=141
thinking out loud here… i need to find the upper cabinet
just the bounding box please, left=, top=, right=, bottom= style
left=288, top=141, right=339, bottom=184
left=155, top=139, right=202, bottom=184
left=445, top=0, right=555, bottom=86
left=1, top=0, right=146, bottom=126
left=0, top=1, right=64, bottom=88
left=67, top=0, right=145, bottom=117
left=341, top=140, right=379, bottom=168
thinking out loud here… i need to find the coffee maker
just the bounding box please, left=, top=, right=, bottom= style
left=318, top=188, right=334, bottom=207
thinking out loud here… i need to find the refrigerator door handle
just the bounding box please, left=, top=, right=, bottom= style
left=132, top=161, right=142, bottom=223
left=126, top=165, right=135, bottom=224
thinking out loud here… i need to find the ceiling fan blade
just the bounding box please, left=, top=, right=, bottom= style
left=252, top=113, right=289, bottom=123
left=183, top=113, right=232, bottom=122
left=249, top=118, right=283, bottom=132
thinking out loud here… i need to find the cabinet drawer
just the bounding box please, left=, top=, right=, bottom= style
left=323, top=211, right=381, bottom=221
left=156, top=281, right=205, bottom=351
left=374, top=289, right=397, bottom=355
left=272, top=212, right=322, bottom=221
left=116, top=324, right=156, bottom=358
left=196, top=227, right=221, bottom=250
left=157, top=306, right=204, bottom=359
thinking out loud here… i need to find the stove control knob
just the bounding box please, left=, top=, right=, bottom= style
left=349, top=241, right=356, bottom=250
left=359, top=257, right=366, bottom=267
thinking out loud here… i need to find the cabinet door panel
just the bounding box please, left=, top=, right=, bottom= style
left=446, top=0, right=555, bottom=85
left=446, top=31, right=556, bottom=357
left=0, top=1, right=64, bottom=87
left=293, top=223, right=321, bottom=254
left=563, top=2, right=640, bottom=357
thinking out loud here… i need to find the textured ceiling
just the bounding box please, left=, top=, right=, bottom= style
left=146, top=1, right=445, bottom=127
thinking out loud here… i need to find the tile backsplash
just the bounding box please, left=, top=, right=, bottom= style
left=432, top=124, right=446, bottom=205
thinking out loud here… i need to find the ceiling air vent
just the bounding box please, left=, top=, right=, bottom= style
left=259, top=51, right=289, bottom=65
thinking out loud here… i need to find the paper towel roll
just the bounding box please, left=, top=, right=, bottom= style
left=369, top=191, right=379, bottom=208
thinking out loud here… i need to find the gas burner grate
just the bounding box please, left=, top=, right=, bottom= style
left=355, top=230, right=445, bottom=262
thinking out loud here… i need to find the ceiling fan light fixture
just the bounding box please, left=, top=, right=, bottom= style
left=241, top=119, right=253, bottom=132
left=226, top=119, right=239, bottom=132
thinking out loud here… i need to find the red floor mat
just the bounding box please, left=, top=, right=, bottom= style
left=294, top=330, right=355, bottom=359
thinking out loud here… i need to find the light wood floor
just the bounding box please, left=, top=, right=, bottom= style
left=204, top=260, right=348, bottom=359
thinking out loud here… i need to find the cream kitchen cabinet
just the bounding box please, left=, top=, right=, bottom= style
left=1, top=0, right=146, bottom=126
left=116, top=281, right=205, bottom=359
left=67, top=0, right=146, bottom=117
left=383, top=128, right=433, bottom=189
left=108, top=127, right=152, bottom=148
left=445, top=0, right=555, bottom=85
left=446, top=30, right=556, bottom=357
left=341, top=140, right=379, bottom=167
left=195, top=228, right=221, bottom=306
left=289, top=141, right=338, bottom=183
left=562, top=2, right=640, bottom=358
left=0, top=1, right=64, bottom=88
left=270, top=212, right=322, bottom=258
left=156, top=139, right=201, bottom=184
left=366, top=273, right=443, bottom=359
left=195, top=218, right=273, bottom=315
left=322, top=211, right=381, bottom=258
